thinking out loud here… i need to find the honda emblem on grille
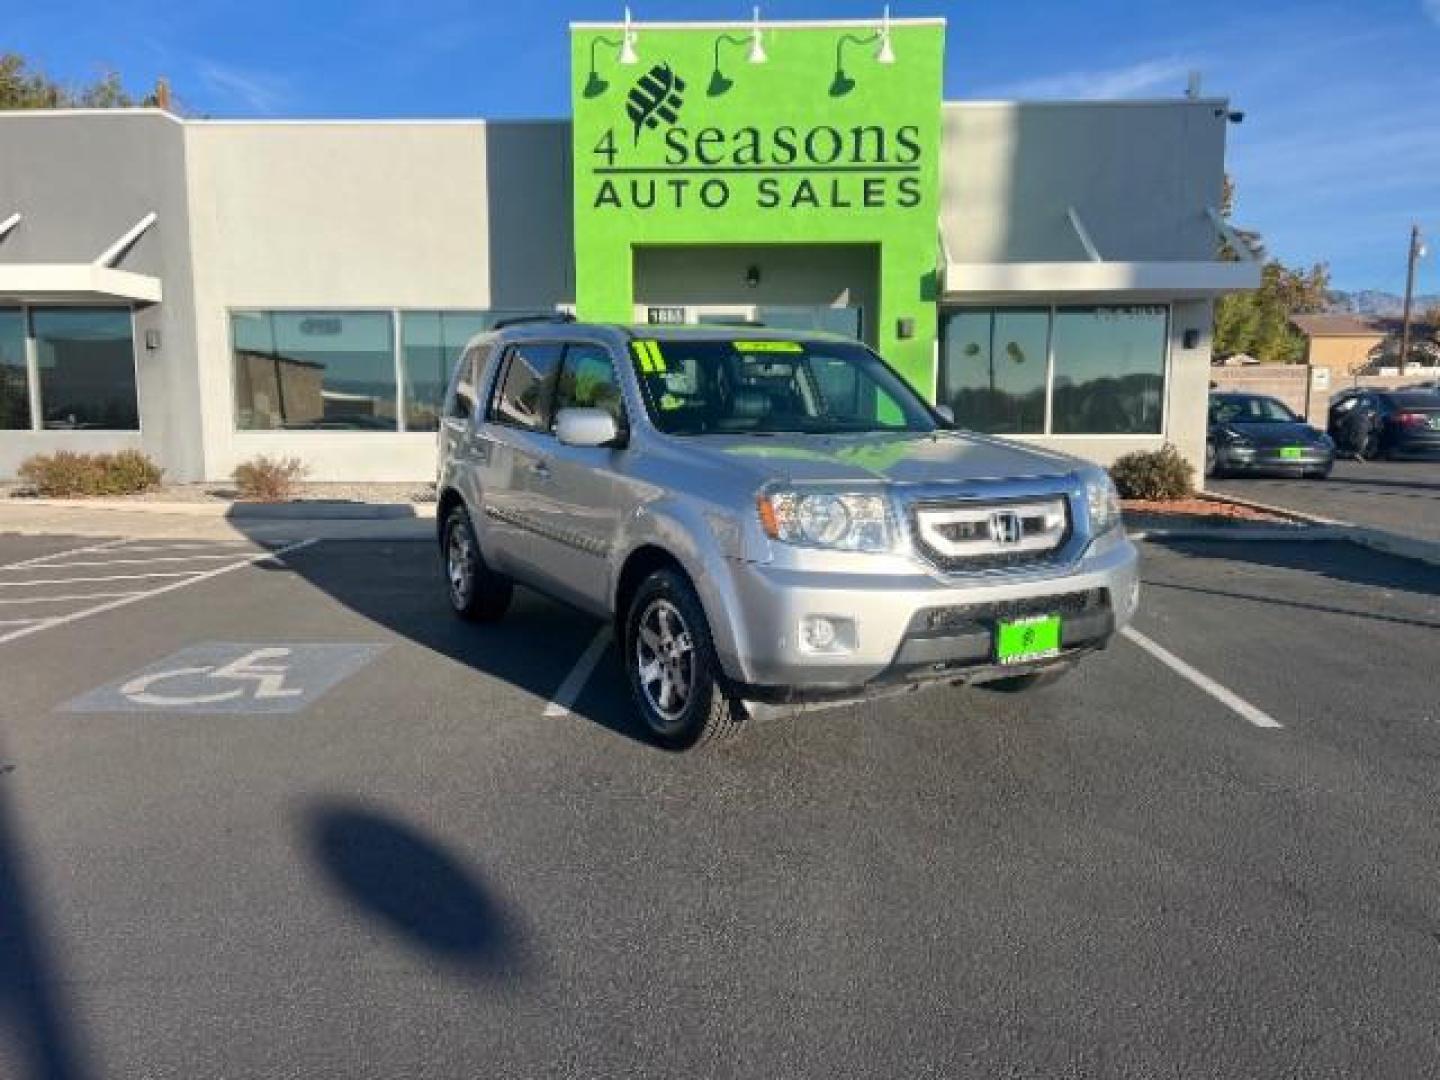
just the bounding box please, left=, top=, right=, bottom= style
left=988, top=510, right=1023, bottom=546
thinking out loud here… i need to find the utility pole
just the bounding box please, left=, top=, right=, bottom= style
left=1397, top=224, right=1425, bottom=375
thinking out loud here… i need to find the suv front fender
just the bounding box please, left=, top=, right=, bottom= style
left=613, top=498, right=753, bottom=682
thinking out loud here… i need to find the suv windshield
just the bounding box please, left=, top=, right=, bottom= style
left=630, top=338, right=937, bottom=436
left=1211, top=395, right=1298, bottom=424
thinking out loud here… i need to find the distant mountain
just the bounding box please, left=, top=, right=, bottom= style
left=1326, top=289, right=1440, bottom=316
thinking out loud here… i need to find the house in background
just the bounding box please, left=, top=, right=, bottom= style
left=1291, top=313, right=1438, bottom=380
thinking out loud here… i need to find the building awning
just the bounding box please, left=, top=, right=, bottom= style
left=940, top=206, right=1261, bottom=302
left=941, top=259, right=1259, bottom=302
left=0, top=264, right=163, bottom=304
left=0, top=210, right=162, bottom=304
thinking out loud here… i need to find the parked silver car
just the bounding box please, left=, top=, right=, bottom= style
left=436, top=319, right=1139, bottom=749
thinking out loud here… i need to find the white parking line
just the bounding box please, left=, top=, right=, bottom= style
left=0, top=571, right=199, bottom=587
left=0, top=539, right=318, bottom=646
left=1121, top=625, right=1282, bottom=730
left=0, top=553, right=258, bottom=569
left=544, top=626, right=614, bottom=718
left=0, top=538, right=129, bottom=571
left=0, top=591, right=141, bottom=605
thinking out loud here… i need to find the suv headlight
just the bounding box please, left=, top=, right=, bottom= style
left=1085, top=472, right=1123, bottom=536
left=757, top=488, right=892, bottom=552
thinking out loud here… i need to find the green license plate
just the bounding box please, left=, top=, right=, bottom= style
left=995, top=614, right=1062, bottom=666
left=1279, top=447, right=1304, bottom=460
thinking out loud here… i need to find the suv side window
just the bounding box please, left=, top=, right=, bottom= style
left=554, top=343, right=626, bottom=426
left=444, top=344, right=490, bottom=421
left=489, top=342, right=563, bottom=431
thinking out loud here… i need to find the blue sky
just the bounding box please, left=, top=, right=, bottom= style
left=8, top=0, right=1439, bottom=292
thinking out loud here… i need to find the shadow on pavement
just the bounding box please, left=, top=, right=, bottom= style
left=249, top=536, right=656, bottom=748
left=0, top=750, right=93, bottom=1080
left=1142, top=537, right=1440, bottom=600
left=301, top=799, right=528, bottom=975
left=1316, top=475, right=1440, bottom=496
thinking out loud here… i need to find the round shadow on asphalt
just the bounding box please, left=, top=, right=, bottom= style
left=305, top=802, right=522, bottom=970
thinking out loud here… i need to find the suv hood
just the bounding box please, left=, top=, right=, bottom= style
left=672, top=430, right=1081, bottom=487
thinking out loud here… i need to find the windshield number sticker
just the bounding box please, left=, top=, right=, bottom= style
left=734, top=341, right=804, bottom=353
left=632, top=340, right=668, bottom=373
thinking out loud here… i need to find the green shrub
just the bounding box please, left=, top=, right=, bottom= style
left=1109, top=444, right=1195, bottom=501
left=232, top=455, right=308, bottom=502
left=17, top=450, right=164, bottom=497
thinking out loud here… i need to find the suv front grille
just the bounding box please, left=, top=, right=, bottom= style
left=909, top=589, right=1108, bottom=637
left=909, top=496, right=1071, bottom=572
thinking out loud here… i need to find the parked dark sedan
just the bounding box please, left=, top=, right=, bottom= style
left=1206, top=393, right=1335, bottom=478
left=1328, top=388, right=1440, bottom=459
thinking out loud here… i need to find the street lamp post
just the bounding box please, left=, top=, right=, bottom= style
left=1397, top=224, right=1427, bottom=375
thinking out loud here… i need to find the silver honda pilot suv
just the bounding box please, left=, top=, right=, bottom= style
left=436, top=318, right=1139, bottom=749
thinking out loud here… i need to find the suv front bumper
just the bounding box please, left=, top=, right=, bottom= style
left=711, top=536, right=1140, bottom=698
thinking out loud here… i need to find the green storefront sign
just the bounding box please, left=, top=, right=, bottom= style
left=571, top=18, right=946, bottom=396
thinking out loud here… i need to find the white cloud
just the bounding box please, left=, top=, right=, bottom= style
left=195, top=60, right=289, bottom=115
left=975, top=57, right=1197, bottom=101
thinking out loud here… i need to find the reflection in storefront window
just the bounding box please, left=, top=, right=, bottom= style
left=1051, top=306, right=1167, bottom=434
left=399, top=311, right=556, bottom=431
left=232, top=311, right=397, bottom=431
left=940, top=308, right=1048, bottom=434
left=940, top=305, right=1168, bottom=436
left=0, top=309, right=28, bottom=431
left=32, top=308, right=138, bottom=430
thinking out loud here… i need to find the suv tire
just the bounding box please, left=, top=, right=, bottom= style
left=624, top=569, right=744, bottom=750
left=443, top=505, right=512, bottom=622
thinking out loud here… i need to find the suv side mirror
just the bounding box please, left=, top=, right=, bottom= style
left=933, top=403, right=956, bottom=426
left=555, top=407, right=624, bottom=448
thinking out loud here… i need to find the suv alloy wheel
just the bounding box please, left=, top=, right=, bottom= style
left=443, top=505, right=513, bottom=622
left=624, top=569, right=744, bottom=749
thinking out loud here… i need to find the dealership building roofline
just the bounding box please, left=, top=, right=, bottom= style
left=0, top=16, right=1256, bottom=483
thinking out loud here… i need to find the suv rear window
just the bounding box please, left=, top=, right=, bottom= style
left=490, top=342, right=563, bottom=431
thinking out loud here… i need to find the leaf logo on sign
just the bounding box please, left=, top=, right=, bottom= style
left=626, top=63, right=686, bottom=144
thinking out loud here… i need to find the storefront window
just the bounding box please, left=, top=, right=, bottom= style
left=32, top=308, right=138, bottom=430
left=0, top=309, right=27, bottom=430
left=232, top=311, right=396, bottom=431
left=400, top=312, right=498, bottom=431
left=940, top=308, right=1048, bottom=434
left=1051, top=306, right=1167, bottom=434
left=941, top=305, right=1169, bottom=436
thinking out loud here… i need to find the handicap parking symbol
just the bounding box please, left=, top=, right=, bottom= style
left=62, top=643, right=387, bottom=714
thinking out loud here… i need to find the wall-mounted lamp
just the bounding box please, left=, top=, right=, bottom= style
left=745, top=264, right=761, bottom=289
left=619, top=6, right=640, bottom=65
left=584, top=35, right=624, bottom=97
left=1182, top=328, right=1201, bottom=350
left=708, top=7, right=768, bottom=96
left=1214, top=107, right=1244, bottom=123
left=831, top=6, right=897, bottom=97
left=144, top=328, right=162, bottom=351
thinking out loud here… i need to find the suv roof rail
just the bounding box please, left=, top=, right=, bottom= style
left=492, top=312, right=577, bottom=330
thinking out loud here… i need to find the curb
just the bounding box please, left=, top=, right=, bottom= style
left=1, top=498, right=437, bottom=521
left=1127, top=525, right=1349, bottom=542
left=1193, top=491, right=1440, bottom=568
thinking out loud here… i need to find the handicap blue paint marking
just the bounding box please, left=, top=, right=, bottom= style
left=62, top=643, right=387, bottom=714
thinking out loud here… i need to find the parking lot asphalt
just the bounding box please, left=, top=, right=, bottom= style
left=0, top=531, right=1437, bottom=1077
left=1211, top=458, right=1440, bottom=541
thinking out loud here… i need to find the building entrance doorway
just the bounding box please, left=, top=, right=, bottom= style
left=632, top=244, right=878, bottom=346
left=634, top=303, right=863, bottom=340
